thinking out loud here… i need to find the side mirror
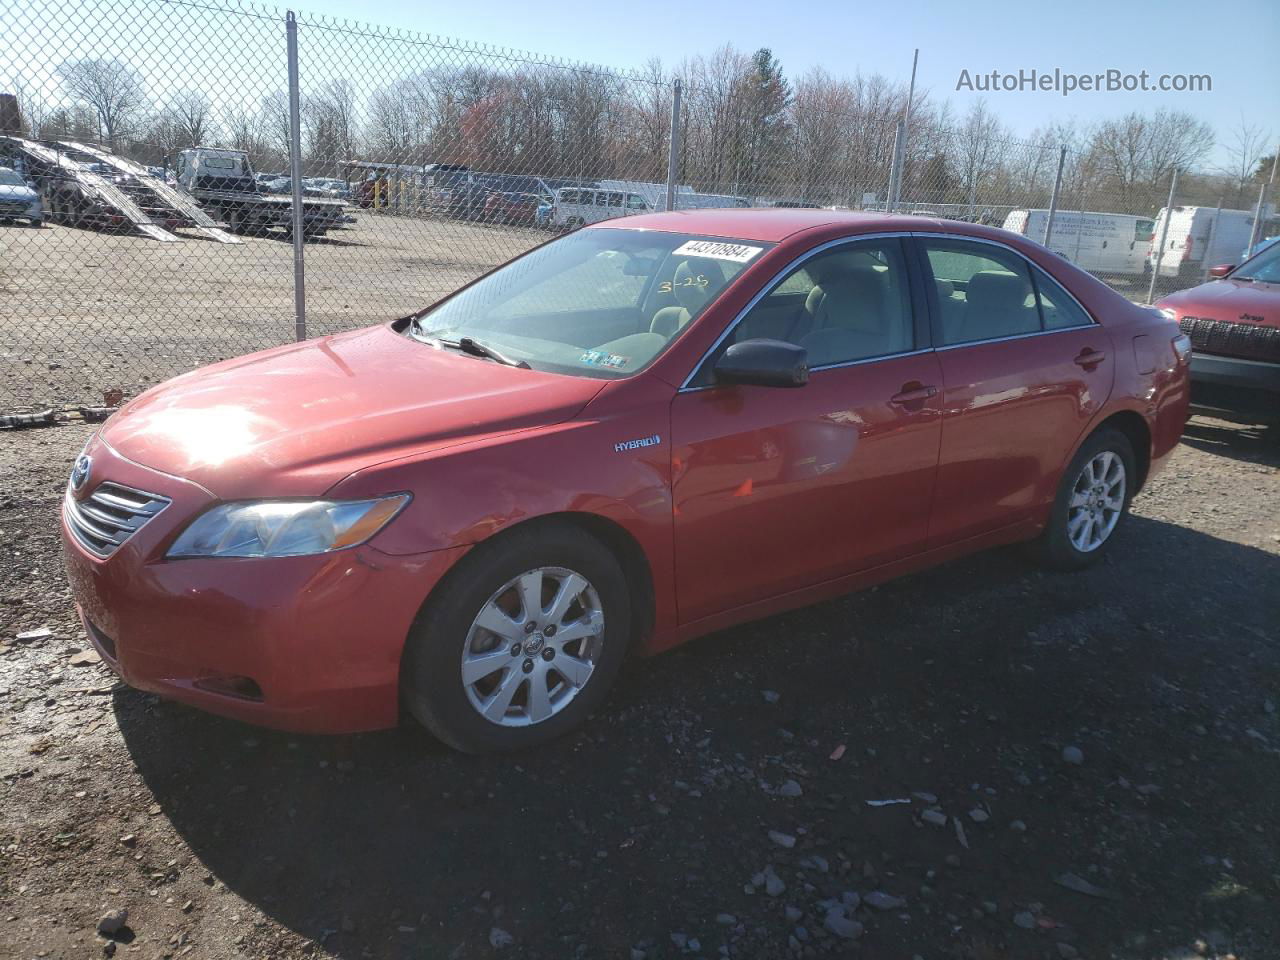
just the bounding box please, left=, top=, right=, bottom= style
left=1209, top=264, right=1235, bottom=278
left=714, top=338, right=809, bottom=388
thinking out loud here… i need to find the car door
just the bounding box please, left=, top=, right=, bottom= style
left=670, top=237, right=943, bottom=623
left=915, top=235, right=1114, bottom=547
left=1127, top=218, right=1155, bottom=275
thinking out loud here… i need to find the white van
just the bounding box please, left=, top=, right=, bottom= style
left=1002, top=209, right=1155, bottom=277
left=1145, top=206, right=1279, bottom=279
left=551, top=187, right=650, bottom=228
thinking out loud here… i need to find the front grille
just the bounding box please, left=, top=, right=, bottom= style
left=0, top=200, right=30, bottom=214
left=64, top=482, right=170, bottom=558
left=1179, top=316, right=1280, bottom=363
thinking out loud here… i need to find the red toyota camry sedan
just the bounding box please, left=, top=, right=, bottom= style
left=61, top=210, right=1190, bottom=752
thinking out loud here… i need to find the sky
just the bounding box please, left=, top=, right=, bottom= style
left=290, top=0, right=1279, bottom=167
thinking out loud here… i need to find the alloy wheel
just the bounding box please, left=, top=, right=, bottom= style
left=1066, top=450, right=1126, bottom=553
left=460, top=566, right=604, bottom=727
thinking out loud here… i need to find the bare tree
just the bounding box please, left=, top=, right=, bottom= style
left=222, top=102, right=265, bottom=162
left=1219, top=118, right=1270, bottom=207
left=169, top=90, right=213, bottom=148
left=307, top=79, right=359, bottom=175
left=9, top=77, right=50, bottom=136
left=56, top=58, right=147, bottom=149
left=1086, top=109, right=1214, bottom=210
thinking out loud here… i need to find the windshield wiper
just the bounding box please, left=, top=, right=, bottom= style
left=455, top=337, right=530, bottom=368
left=410, top=322, right=529, bottom=369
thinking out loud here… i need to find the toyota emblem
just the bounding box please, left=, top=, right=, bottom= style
left=70, top=454, right=92, bottom=491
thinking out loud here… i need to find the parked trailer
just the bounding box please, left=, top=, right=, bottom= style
left=175, top=147, right=346, bottom=238
left=52, top=140, right=239, bottom=244
left=0, top=135, right=180, bottom=241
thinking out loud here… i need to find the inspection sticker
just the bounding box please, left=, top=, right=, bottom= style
left=579, top=350, right=630, bottom=369
left=671, top=240, right=763, bottom=263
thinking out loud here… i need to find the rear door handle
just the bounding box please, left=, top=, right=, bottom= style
left=1074, top=349, right=1106, bottom=368
left=889, top=385, right=938, bottom=405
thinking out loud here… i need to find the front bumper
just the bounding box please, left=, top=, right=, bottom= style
left=1189, top=352, right=1280, bottom=421
left=60, top=447, right=466, bottom=734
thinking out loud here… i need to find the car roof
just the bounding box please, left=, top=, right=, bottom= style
left=591, top=207, right=985, bottom=243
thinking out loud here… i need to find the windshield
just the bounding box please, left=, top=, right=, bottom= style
left=409, top=228, right=771, bottom=379
left=0, top=169, right=25, bottom=187
left=1233, top=241, right=1280, bottom=283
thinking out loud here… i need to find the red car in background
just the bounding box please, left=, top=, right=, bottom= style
left=1157, top=242, right=1280, bottom=422
left=483, top=190, right=541, bottom=226
left=60, top=210, right=1190, bottom=752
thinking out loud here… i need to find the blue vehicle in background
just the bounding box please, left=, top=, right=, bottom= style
left=0, top=165, right=43, bottom=226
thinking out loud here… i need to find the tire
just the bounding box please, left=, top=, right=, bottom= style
left=401, top=523, right=631, bottom=753
left=1034, top=427, right=1136, bottom=571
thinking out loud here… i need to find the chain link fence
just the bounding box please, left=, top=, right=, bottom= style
left=2, top=0, right=1276, bottom=408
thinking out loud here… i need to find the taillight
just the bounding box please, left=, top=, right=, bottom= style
left=1182, top=237, right=1193, bottom=261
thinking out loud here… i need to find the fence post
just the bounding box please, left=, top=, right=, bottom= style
left=1043, top=146, right=1067, bottom=246
left=1146, top=167, right=1179, bottom=304
left=1202, top=199, right=1223, bottom=281
left=886, top=120, right=904, bottom=213
left=1247, top=145, right=1279, bottom=255
left=285, top=10, right=307, bottom=341
left=664, top=79, right=682, bottom=213
left=1248, top=181, right=1269, bottom=256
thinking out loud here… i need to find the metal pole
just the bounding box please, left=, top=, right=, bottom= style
left=1247, top=181, right=1268, bottom=256
left=1245, top=145, right=1278, bottom=257
left=1202, top=199, right=1223, bottom=281
left=886, top=120, right=904, bottom=213
left=1146, top=167, right=1179, bottom=304
left=1043, top=146, right=1067, bottom=246
left=904, top=49, right=918, bottom=123
left=664, top=79, right=682, bottom=213
left=285, top=11, right=307, bottom=341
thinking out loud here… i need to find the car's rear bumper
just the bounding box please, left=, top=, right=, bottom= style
left=1189, top=352, right=1280, bottom=421
left=59, top=448, right=467, bottom=734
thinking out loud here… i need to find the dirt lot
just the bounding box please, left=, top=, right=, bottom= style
left=1, top=415, right=1277, bottom=960
left=0, top=214, right=548, bottom=407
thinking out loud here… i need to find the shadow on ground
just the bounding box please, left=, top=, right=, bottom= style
left=116, top=511, right=1280, bottom=959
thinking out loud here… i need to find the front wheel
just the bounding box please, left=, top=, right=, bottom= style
left=1035, top=428, right=1136, bottom=570
left=401, top=524, right=631, bottom=753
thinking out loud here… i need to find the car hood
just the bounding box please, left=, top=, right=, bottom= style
left=98, top=324, right=606, bottom=499
left=0, top=184, right=37, bottom=202
left=1159, top=278, right=1279, bottom=329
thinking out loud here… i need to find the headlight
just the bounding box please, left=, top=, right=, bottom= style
left=167, top=495, right=410, bottom=558
left=1158, top=307, right=1178, bottom=322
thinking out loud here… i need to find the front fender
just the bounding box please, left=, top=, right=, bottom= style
left=326, top=389, right=677, bottom=634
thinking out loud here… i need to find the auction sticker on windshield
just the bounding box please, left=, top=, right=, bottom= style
left=672, top=240, right=764, bottom=263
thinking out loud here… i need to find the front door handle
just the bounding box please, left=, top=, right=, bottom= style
left=1073, top=348, right=1107, bottom=368
left=889, top=384, right=938, bottom=406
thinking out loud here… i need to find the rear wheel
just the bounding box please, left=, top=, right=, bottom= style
left=401, top=524, right=630, bottom=753
left=1035, top=428, right=1136, bottom=570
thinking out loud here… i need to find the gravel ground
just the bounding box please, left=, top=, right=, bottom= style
left=1, top=415, right=1278, bottom=960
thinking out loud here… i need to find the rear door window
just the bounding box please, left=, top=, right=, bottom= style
left=1032, top=267, right=1094, bottom=330
left=920, top=240, right=1039, bottom=345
